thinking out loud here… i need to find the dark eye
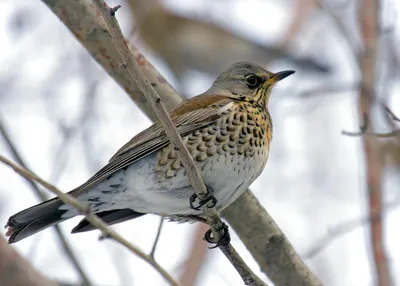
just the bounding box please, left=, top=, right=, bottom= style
left=245, top=74, right=259, bottom=88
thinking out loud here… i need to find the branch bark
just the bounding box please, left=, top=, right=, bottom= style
left=0, top=119, right=92, bottom=286
left=91, top=1, right=267, bottom=285
left=0, top=236, right=58, bottom=286
left=358, top=0, right=392, bottom=285
left=223, top=191, right=322, bottom=286
left=0, top=156, right=180, bottom=286
left=39, top=0, right=320, bottom=284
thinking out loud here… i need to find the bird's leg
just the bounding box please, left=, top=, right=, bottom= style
left=204, top=222, right=231, bottom=248
left=189, top=185, right=217, bottom=211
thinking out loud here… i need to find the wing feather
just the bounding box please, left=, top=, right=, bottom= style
left=70, top=94, right=233, bottom=196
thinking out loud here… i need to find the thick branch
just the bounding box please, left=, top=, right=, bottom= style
left=41, top=0, right=181, bottom=120
left=40, top=0, right=319, bottom=284
left=0, top=156, right=180, bottom=286
left=222, top=191, right=322, bottom=286
left=91, top=1, right=266, bottom=285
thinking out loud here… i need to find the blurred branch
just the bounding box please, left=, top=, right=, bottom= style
left=294, top=83, right=358, bottom=98
left=342, top=110, right=400, bottom=138
left=40, top=0, right=320, bottom=285
left=0, top=119, right=92, bottom=286
left=317, top=0, right=359, bottom=63
left=0, top=156, right=180, bottom=286
left=91, top=1, right=267, bottom=285
left=179, top=224, right=209, bottom=286
left=303, top=196, right=400, bottom=259
left=41, top=0, right=181, bottom=121
left=358, top=0, right=392, bottom=285
left=49, top=79, right=99, bottom=184
left=0, top=236, right=58, bottom=286
left=222, top=191, right=322, bottom=286
left=281, top=0, right=316, bottom=47
left=150, top=216, right=165, bottom=259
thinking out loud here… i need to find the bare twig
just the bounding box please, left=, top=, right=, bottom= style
left=317, top=0, right=359, bottom=64
left=0, top=119, right=92, bottom=286
left=294, top=84, right=359, bottom=98
left=358, top=0, right=392, bottom=284
left=91, top=2, right=267, bottom=285
left=304, top=196, right=400, bottom=259
left=342, top=108, right=400, bottom=138
left=0, top=156, right=180, bottom=286
left=385, top=106, right=400, bottom=122
left=40, top=0, right=320, bottom=284
left=41, top=0, right=182, bottom=121
left=150, top=216, right=165, bottom=259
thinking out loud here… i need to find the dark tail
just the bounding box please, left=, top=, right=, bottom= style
left=71, top=209, right=145, bottom=233
left=5, top=198, right=68, bottom=244
left=6, top=201, right=146, bottom=243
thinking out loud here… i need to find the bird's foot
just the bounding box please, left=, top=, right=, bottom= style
left=189, top=186, right=217, bottom=211
left=204, top=222, right=230, bottom=249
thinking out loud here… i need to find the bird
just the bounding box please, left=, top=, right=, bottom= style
left=127, top=0, right=327, bottom=83
left=5, top=62, right=295, bottom=244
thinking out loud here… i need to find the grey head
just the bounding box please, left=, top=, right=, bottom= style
left=206, top=62, right=295, bottom=106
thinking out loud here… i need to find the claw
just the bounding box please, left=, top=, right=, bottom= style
left=204, top=223, right=230, bottom=248
left=189, top=186, right=217, bottom=211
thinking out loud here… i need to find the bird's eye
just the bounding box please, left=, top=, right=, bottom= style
left=245, top=74, right=260, bottom=88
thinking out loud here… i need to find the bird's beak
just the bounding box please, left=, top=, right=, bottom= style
left=269, top=70, right=296, bottom=84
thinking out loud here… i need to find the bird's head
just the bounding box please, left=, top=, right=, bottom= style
left=209, top=62, right=295, bottom=107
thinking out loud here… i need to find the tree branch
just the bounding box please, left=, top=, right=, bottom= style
left=0, top=236, right=58, bottom=286
left=222, top=191, right=322, bottom=286
left=303, top=196, right=400, bottom=259
left=91, top=1, right=267, bottom=285
left=40, top=0, right=320, bottom=284
left=358, top=0, right=392, bottom=284
left=0, top=119, right=92, bottom=286
left=0, top=156, right=180, bottom=286
left=41, top=0, right=181, bottom=120
left=150, top=216, right=164, bottom=259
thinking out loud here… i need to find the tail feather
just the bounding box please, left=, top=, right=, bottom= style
left=6, top=198, right=68, bottom=244
left=71, top=209, right=145, bottom=233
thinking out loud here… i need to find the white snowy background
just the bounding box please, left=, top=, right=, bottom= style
left=0, top=0, right=399, bottom=285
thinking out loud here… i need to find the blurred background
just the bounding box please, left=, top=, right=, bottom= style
left=0, top=0, right=399, bottom=285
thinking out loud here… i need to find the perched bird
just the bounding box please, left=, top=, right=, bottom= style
left=127, top=0, right=328, bottom=81
left=5, top=62, right=294, bottom=243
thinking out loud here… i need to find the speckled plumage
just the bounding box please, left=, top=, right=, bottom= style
left=5, top=62, right=294, bottom=243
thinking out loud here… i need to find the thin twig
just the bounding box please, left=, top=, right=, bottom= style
left=150, top=216, right=165, bottom=259
left=91, top=1, right=267, bottom=285
left=0, top=156, right=180, bottom=286
left=304, top=196, right=400, bottom=259
left=41, top=0, right=182, bottom=121
left=317, top=0, right=359, bottom=63
left=41, top=0, right=321, bottom=284
left=385, top=106, right=400, bottom=122
left=0, top=119, right=93, bottom=286
left=342, top=109, right=400, bottom=138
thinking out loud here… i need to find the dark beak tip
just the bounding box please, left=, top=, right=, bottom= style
left=275, top=70, right=296, bottom=81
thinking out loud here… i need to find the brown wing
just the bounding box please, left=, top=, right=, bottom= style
left=69, top=94, right=233, bottom=196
